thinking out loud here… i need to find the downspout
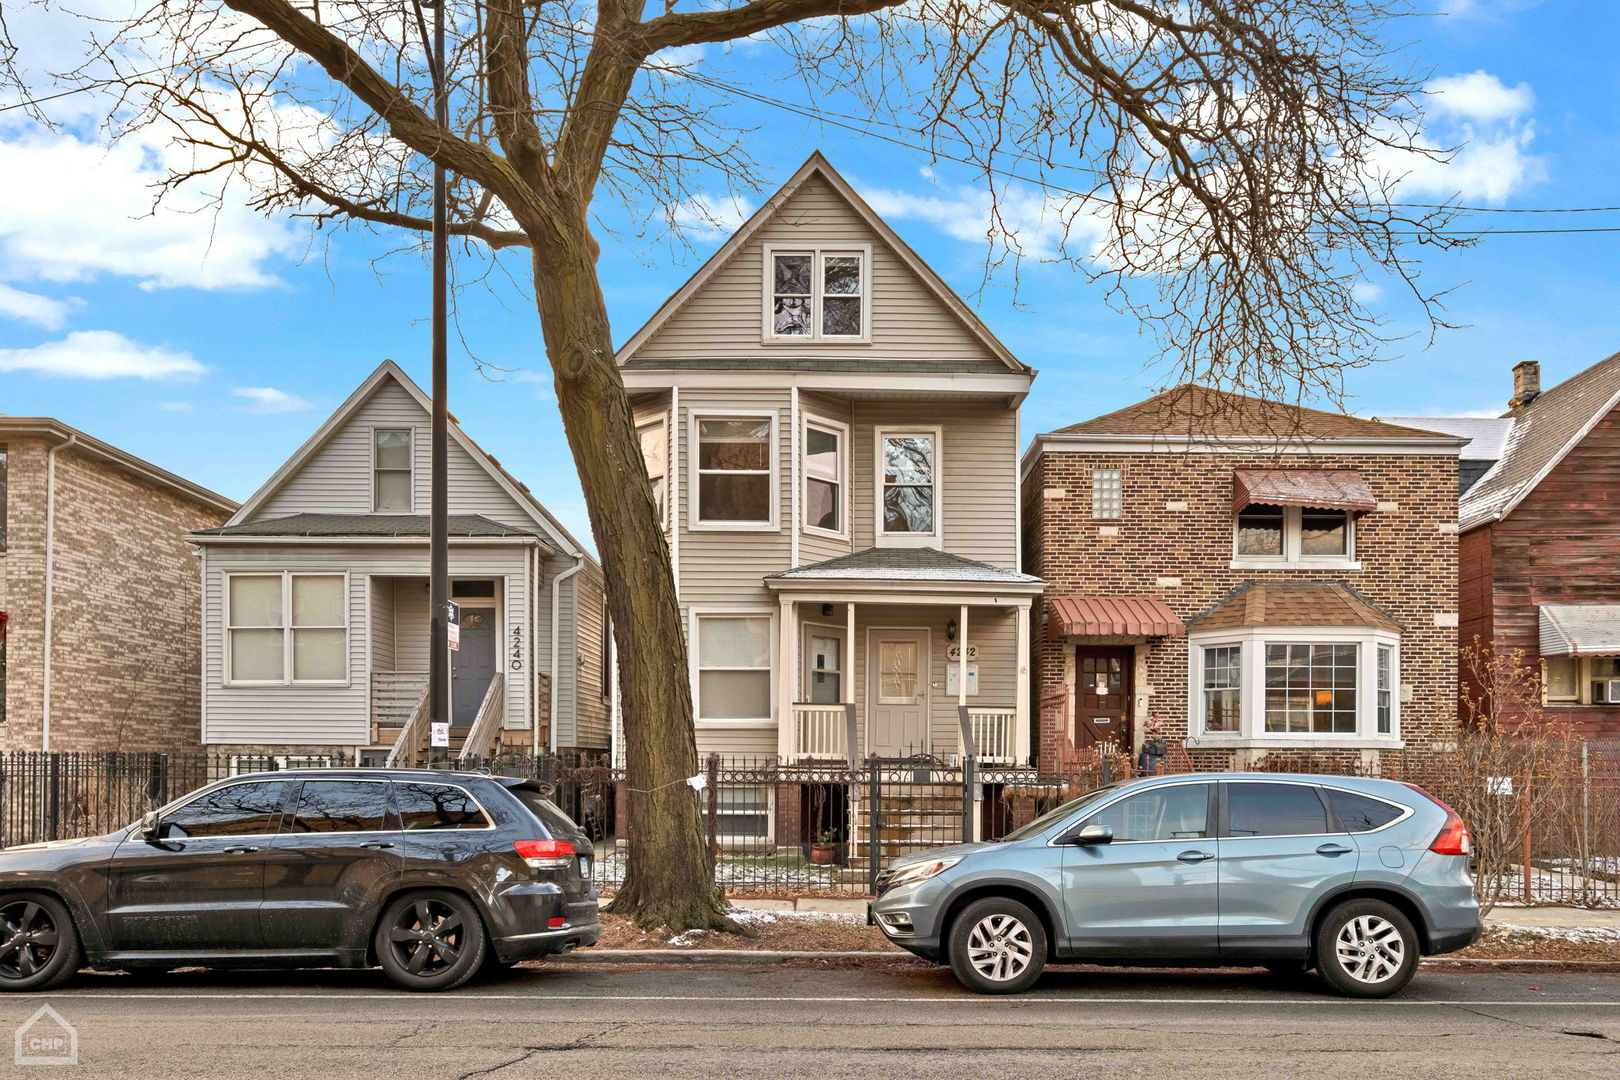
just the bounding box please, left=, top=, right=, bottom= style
left=42, top=434, right=77, bottom=751
left=549, top=556, right=583, bottom=755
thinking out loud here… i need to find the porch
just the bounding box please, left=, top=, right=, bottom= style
left=763, top=547, right=1044, bottom=767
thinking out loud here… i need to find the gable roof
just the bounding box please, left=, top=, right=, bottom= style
left=0, top=417, right=237, bottom=513
left=194, top=513, right=544, bottom=539
left=1050, top=384, right=1456, bottom=441
left=225, top=360, right=590, bottom=559
left=1188, top=582, right=1403, bottom=633
left=615, top=152, right=1029, bottom=375
left=1457, top=350, right=1620, bottom=532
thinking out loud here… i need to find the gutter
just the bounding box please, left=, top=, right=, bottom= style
left=42, top=433, right=78, bottom=751
left=548, top=556, right=584, bottom=755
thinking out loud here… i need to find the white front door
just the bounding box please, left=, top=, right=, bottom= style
left=867, top=630, right=930, bottom=757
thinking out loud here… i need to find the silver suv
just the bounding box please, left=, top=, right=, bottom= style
left=870, top=773, right=1480, bottom=996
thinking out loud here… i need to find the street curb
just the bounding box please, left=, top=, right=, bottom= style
left=548, top=950, right=1620, bottom=971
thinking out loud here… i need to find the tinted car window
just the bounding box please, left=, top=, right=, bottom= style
left=395, top=782, right=489, bottom=830
left=1326, top=789, right=1405, bottom=832
left=510, top=787, right=581, bottom=839
left=285, top=780, right=390, bottom=833
left=1226, top=782, right=1330, bottom=837
left=1084, top=784, right=1209, bottom=842
left=164, top=780, right=288, bottom=838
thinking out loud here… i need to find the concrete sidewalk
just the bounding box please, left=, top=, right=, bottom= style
left=1487, top=906, right=1620, bottom=932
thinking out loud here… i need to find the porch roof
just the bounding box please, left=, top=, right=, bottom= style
left=1048, top=595, right=1185, bottom=639
left=192, top=512, right=546, bottom=540
left=1232, top=468, right=1377, bottom=513
left=764, top=546, right=1043, bottom=594
left=1188, top=582, right=1402, bottom=633
left=1539, top=604, right=1620, bottom=657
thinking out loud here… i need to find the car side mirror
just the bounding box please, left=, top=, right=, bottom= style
left=1070, top=824, right=1113, bottom=846
left=138, top=811, right=162, bottom=841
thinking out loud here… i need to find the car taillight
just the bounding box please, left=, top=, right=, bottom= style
left=1403, top=784, right=1472, bottom=856
left=514, top=839, right=575, bottom=870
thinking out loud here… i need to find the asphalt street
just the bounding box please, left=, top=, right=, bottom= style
left=1, top=963, right=1617, bottom=1078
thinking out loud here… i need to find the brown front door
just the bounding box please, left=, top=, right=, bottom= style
left=1073, top=646, right=1133, bottom=752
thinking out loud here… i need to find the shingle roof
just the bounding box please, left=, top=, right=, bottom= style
left=1458, top=350, right=1620, bottom=530
left=1051, top=384, right=1458, bottom=441
left=1187, top=582, right=1403, bottom=633
left=1540, top=604, right=1620, bottom=657
left=766, top=546, right=1042, bottom=584
left=1378, top=416, right=1515, bottom=461
left=193, top=513, right=541, bottom=538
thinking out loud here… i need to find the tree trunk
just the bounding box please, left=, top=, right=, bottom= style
left=527, top=200, right=731, bottom=931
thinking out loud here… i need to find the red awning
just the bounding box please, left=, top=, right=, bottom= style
left=1048, top=596, right=1185, bottom=639
left=1232, top=469, right=1377, bottom=513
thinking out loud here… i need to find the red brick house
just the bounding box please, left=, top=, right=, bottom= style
left=1396, top=354, right=1620, bottom=736
left=1021, top=385, right=1464, bottom=769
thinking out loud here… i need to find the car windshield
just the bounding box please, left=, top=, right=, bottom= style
left=996, top=784, right=1119, bottom=842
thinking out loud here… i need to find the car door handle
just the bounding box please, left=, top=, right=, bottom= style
left=1316, top=843, right=1354, bottom=856
left=222, top=845, right=261, bottom=855
left=360, top=842, right=396, bottom=850
left=1177, top=850, right=1215, bottom=863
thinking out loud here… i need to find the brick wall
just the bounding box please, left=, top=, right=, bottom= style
left=1023, top=448, right=1459, bottom=767
left=2, top=438, right=230, bottom=753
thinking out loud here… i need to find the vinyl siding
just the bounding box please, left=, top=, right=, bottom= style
left=570, top=562, right=612, bottom=750
left=257, top=379, right=532, bottom=528
left=370, top=577, right=396, bottom=671
left=629, top=174, right=1000, bottom=364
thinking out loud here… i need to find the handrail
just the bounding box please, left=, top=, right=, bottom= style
left=385, top=684, right=431, bottom=768
left=458, top=674, right=506, bottom=765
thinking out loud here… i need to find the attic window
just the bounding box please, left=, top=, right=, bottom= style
left=373, top=428, right=413, bottom=512
left=765, top=247, right=868, bottom=342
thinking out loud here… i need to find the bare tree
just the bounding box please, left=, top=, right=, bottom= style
left=10, top=0, right=1460, bottom=929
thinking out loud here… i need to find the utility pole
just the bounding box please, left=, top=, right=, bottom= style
left=418, top=0, right=450, bottom=767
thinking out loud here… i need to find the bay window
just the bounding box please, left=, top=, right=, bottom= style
left=695, top=613, right=772, bottom=723
left=228, top=572, right=348, bottom=685
left=877, top=428, right=941, bottom=542
left=694, top=415, right=775, bottom=527
left=1190, top=631, right=1399, bottom=744
left=804, top=420, right=844, bottom=535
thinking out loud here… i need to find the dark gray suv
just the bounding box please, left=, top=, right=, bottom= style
left=0, top=769, right=600, bottom=992
left=870, top=773, right=1480, bottom=996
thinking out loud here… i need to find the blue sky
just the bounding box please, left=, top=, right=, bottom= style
left=2, top=0, right=1617, bottom=547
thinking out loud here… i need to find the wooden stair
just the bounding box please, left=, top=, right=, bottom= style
left=845, top=783, right=965, bottom=870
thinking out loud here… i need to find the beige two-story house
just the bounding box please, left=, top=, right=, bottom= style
left=621, top=153, right=1041, bottom=836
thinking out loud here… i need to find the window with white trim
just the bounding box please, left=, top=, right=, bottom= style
left=695, top=614, right=771, bottom=721
left=767, top=249, right=866, bottom=340
left=804, top=422, right=843, bottom=534
left=1543, top=656, right=1620, bottom=705
left=638, top=417, right=667, bottom=523
left=1190, top=632, right=1398, bottom=743
left=695, top=416, right=773, bottom=525
left=227, top=573, right=348, bottom=685
left=1233, top=505, right=1354, bottom=565
left=878, top=431, right=939, bottom=538
left=372, top=428, right=413, bottom=511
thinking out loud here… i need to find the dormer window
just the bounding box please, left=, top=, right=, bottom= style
left=764, top=246, right=869, bottom=342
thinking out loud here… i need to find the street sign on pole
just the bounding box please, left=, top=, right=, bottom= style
left=447, top=600, right=460, bottom=652
left=430, top=722, right=450, bottom=749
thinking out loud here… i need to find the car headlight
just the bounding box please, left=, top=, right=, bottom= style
left=886, top=856, right=961, bottom=888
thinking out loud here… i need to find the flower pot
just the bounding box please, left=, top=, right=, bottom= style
left=809, top=843, right=838, bottom=865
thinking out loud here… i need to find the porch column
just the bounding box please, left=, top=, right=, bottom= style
left=844, top=601, right=857, bottom=763
left=958, top=604, right=970, bottom=708
left=1015, top=601, right=1032, bottom=765
left=777, top=596, right=796, bottom=762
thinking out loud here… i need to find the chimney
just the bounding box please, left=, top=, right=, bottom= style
left=1510, top=360, right=1541, bottom=410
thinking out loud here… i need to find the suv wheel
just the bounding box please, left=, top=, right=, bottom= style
left=375, top=891, right=487, bottom=992
left=0, top=893, right=82, bottom=992
left=947, top=897, right=1047, bottom=995
left=1315, top=899, right=1418, bottom=998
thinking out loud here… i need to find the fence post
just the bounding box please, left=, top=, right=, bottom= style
left=961, top=754, right=976, bottom=845
left=705, top=754, right=720, bottom=866
left=867, top=757, right=882, bottom=895
left=46, top=753, right=61, bottom=842
left=1521, top=767, right=1533, bottom=905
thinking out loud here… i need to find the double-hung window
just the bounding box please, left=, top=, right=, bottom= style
left=804, top=420, right=844, bottom=535
left=695, top=614, right=772, bottom=723
left=765, top=247, right=869, bottom=341
left=372, top=428, right=413, bottom=512
left=877, top=429, right=940, bottom=542
left=227, top=573, right=348, bottom=685
left=1543, top=656, right=1620, bottom=705
left=638, top=417, right=668, bottom=524
left=694, top=415, right=774, bottom=527
left=1234, top=504, right=1354, bottom=565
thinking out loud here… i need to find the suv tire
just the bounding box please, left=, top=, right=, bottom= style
left=0, top=892, right=82, bottom=992
left=375, top=890, right=487, bottom=992
left=947, top=897, right=1047, bottom=995
left=1314, top=898, right=1419, bottom=998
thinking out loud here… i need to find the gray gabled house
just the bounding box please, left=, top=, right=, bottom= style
left=187, top=361, right=609, bottom=767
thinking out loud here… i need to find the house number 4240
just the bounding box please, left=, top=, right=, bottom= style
left=510, top=626, right=523, bottom=671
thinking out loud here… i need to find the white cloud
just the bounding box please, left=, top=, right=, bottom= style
left=231, top=386, right=313, bottom=414
left=864, top=176, right=1106, bottom=261
left=0, top=330, right=204, bottom=379
left=1427, top=71, right=1534, bottom=124
left=0, top=283, right=75, bottom=329
left=156, top=400, right=194, bottom=412
left=668, top=191, right=756, bottom=240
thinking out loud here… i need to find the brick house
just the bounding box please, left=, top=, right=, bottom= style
left=1021, top=385, right=1464, bottom=770
left=1390, top=354, right=1620, bottom=736
left=0, top=419, right=236, bottom=753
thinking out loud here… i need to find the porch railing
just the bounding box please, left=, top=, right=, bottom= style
left=964, top=708, right=1018, bottom=764
left=790, top=703, right=854, bottom=763
left=371, top=671, right=428, bottom=746
left=385, top=684, right=431, bottom=768
left=458, top=674, right=506, bottom=765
